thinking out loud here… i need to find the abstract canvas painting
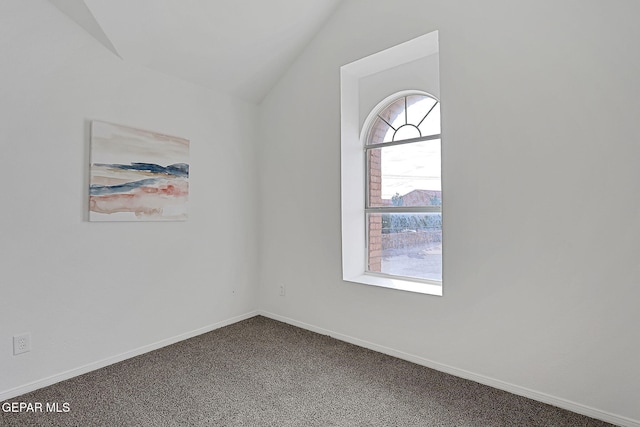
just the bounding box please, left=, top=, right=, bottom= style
left=89, top=121, right=189, bottom=221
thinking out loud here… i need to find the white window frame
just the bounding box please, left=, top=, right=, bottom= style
left=340, top=31, right=442, bottom=296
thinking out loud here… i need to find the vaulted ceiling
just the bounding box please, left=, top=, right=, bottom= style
left=49, top=0, right=343, bottom=103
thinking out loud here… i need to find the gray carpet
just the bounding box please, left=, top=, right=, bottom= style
left=1, top=316, right=614, bottom=426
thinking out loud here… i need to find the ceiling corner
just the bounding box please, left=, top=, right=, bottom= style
left=48, top=0, right=121, bottom=58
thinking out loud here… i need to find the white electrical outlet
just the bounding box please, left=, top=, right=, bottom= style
left=13, top=333, right=31, bottom=355
left=279, top=284, right=286, bottom=296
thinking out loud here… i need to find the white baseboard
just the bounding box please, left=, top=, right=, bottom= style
left=259, top=310, right=639, bottom=427
left=0, top=310, right=259, bottom=402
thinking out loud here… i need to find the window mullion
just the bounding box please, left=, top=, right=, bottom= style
left=364, top=133, right=440, bottom=151
left=365, top=206, right=441, bottom=213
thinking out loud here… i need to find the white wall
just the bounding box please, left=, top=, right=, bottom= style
left=258, top=0, right=640, bottom=424
left=0, top=0, right=258, bottom=397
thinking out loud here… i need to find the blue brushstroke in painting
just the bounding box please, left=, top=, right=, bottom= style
left=90, top=163, right=189, bottom=196
left=90, top=178, right=161, bottom=196
left=94, top=162, right=189, bottom=177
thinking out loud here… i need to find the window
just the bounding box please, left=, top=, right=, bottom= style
left=340, top=31, right=442, bottom=296
left=364, top=93, right=442, bottom=283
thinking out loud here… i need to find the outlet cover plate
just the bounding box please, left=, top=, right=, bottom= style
left=13, top=333, right=31, bottom=355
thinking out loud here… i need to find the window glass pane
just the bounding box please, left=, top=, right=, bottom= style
left=368, top=95, right=440, bottom=145
left=367, top=212, right=442, bottom=281
left=368, top=116, right=394, bottom=144
left=418, top=102, right=440, bottom=137
left=378, top=97, right=406, bottom=130
left=393, top=125, right=421, bottom=141
left=368, top=139, right=441, bottom=207
left=406, top=95, right=437, bottom=126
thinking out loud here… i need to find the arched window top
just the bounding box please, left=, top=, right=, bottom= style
left=365, top=92, right=440, bottom=145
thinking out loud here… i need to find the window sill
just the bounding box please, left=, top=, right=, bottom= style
left=344, top=273, right=442, bottom=296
